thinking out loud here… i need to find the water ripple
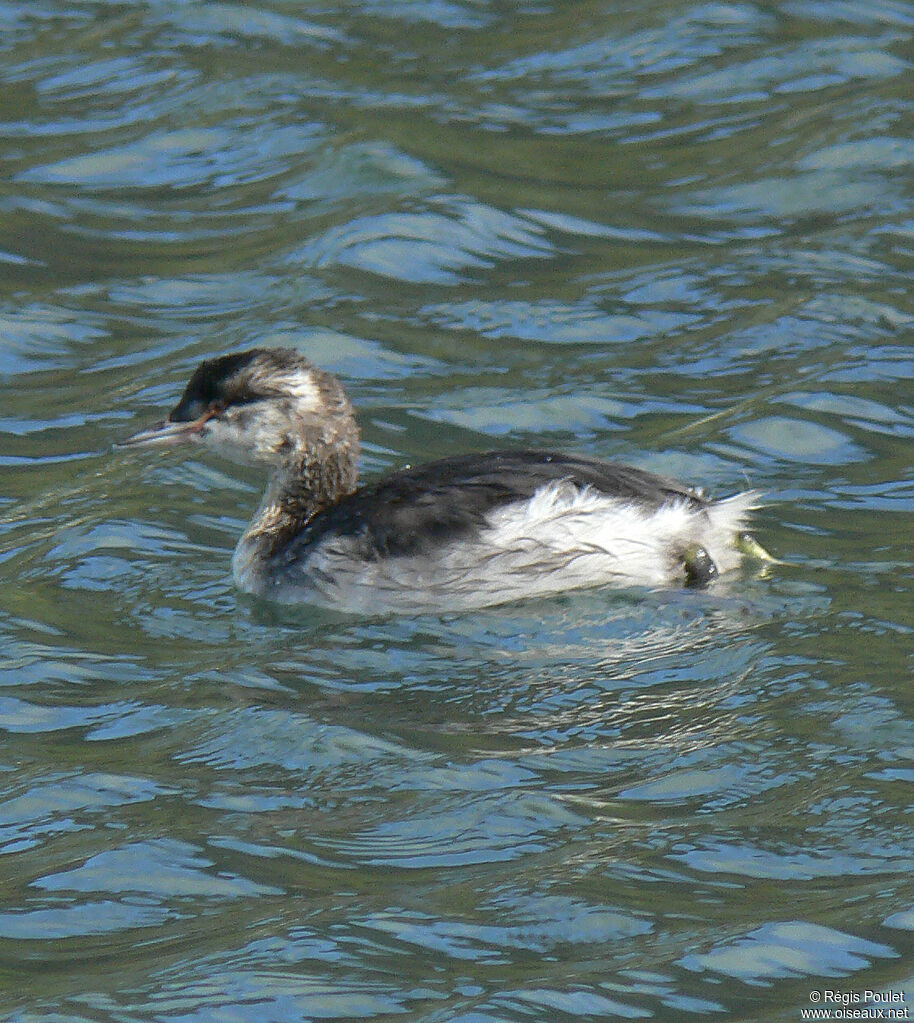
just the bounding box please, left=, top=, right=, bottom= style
left=35, top=838, right=282, bottom=897
left=290, top=201, right=553, bottom=284
left=679, top=921, right=898, bottom=984
left=312, top=790, right=585, bottom=868
left=2, top=0, right=914, bottom=1019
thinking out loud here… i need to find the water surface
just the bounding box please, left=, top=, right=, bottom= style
left=2, top=1, right=914, bottom=1020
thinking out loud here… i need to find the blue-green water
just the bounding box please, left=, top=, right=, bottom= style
left=2, top=2, right=914, bottom=1020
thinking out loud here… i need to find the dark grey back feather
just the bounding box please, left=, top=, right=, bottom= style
left=274, top=449, right=708, bottom=563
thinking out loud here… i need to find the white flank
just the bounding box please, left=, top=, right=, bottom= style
left=258, top=481, right=760, bottom=614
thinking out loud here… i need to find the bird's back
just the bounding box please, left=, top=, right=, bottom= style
left=272, top=449, right=708, bottom=562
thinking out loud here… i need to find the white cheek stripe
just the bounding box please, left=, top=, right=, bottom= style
left=281, top=370, right=320, bottom=407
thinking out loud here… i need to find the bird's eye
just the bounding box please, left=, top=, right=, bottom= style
left=207, top=399, right=226, bottom=416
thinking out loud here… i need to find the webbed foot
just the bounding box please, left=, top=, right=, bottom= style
left=735, top=531, right=782, bottom=564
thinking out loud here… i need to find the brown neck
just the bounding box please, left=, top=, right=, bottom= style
left=280, top=446, right=358, bottom=538
left=232, top=429, right=360, bottom=597
left=249, top=443, right=359, bottom=553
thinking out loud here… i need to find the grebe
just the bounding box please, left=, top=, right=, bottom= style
left=119, top=347, right=770, bottom=613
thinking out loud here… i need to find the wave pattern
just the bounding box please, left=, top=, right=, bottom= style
left=1, top=0, right=914, bottom=1020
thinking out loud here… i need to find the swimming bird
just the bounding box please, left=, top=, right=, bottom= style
left=119, top=347, right=770, bottom=613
